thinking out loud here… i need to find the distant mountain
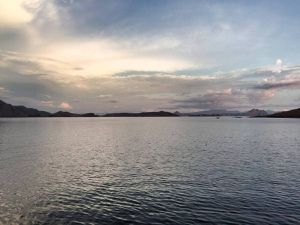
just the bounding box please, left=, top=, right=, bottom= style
left=0, top=100, right=51, bottom=117
left=185, top=108, right=275, bottom=117
left=245, top=109, right=268, bottom=117
left=267, top=108, right=300, bottom=118
left=187, top=109, right=242, bottom=116
left=103, top=111, right=178, bottom=117
left=174, top=111, right=182, bottom=116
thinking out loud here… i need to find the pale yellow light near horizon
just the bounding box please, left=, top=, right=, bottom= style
left=0, top=0, right=198, bottom=79
left=33, top=38, right=197, bottom=78
left=0, top=0, right=38, bottom=26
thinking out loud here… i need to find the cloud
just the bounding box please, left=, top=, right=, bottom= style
left=0, top=0, right=34, bottom=27
left=1, top=48, right=299, bottom=112
left=98, top=94, right=113, bottom=98
left=170, top=87, right=281, bottom=111
left=171, top=88, right=241, bottom=110
left=271, top=58, right=284, bottom=73
left=252, top=70, right=300, bottom=90
left=245, top=90, right=276, bottom=104
left=1, top=1, right=300, bottom=112
left=59, top=102, right=72, bottom=110
left=276, top=59, right=283, bottom=67
left=41, top=100, right=54, bottom=108
left=32, top=37, right=197, bottom=76
left=1, top=0, right=287, bottom=76
left=253, top=80, right=300, bottom=90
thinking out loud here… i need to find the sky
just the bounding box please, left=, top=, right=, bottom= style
left=0, top=0, right=299, bottom=113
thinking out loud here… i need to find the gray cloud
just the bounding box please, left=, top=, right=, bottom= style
left=0, top=27, right=31, bottom=51
left=113, top=70, right=171, bottom=77
left=253, top=80, right=300, bottom=90
left=170, top=89, right=242, bottom=110
left=1, top=40, right=300, bottom=113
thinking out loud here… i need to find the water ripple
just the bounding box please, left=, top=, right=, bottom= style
left=0, top=117, right=299, bottom=224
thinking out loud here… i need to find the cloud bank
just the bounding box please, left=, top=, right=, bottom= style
left=0, top=0, right=299, bottom=112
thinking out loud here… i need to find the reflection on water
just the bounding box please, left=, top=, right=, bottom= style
left=0, top=117, right=300, bottom=224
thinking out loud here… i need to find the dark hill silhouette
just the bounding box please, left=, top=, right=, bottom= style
left=81, top=113, right=98, bottom=117
left=0, top=100, right=98, bottom=117
left=51, top=111, right=98, bottom=117
left=51, top=111, right=79, bottom=117
left=103, top=111, right=178, bottom=117
left=267, top=108, right=300, bottom=118
left=0, top=100, right=51, bottom=117
left=1, top=99, right=298, bottom=118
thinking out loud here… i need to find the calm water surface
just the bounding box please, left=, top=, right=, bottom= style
left=0, top=117, right=299, bottom=224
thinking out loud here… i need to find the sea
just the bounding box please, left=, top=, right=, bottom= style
left=0, top=117, right=299, bottom=224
